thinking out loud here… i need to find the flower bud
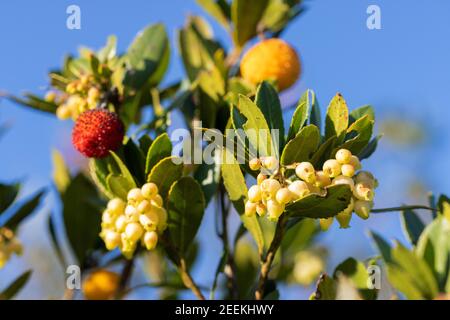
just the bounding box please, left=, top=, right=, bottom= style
left=104, top=231, right=121, bottom=250
left=141, top=183, right=158, bottom=199
left=262, top=156, right=279, bottom=171
left=341, top=164, right=355, bottom=177
left=349, top=155, right=361, bottom=170
left=127, top=188, right=143, bottom=203
left=335, top=198, right=354, bottom=229
left=248, top=185, right=262, bottom=202
left=288, top=180, right=310, bottom=199
left=335, top=149, right=352, bottom=164
left=245, top=201, right=257, bottom=217
left=114, top=215, right=127, bottom=233
left=323, top=159, right=341, bottom=178
left=137, top=200, right=151, bottom=214
left=332, top=175, right=355, bottom=190
left=260, top=178, right=281, bottom=196
left=139, top=213, right=158, bottom=232
left=295, top=162, right=316, bottom=183
left=107, top=198, right=125, bottom=216
left=143, top=231, right=158, bottom=250
left=125, top=205, right=139, bottom=222
left=249, top=158, right=261, bottom=171
left=315, top=171, right=331, bottom=188
left=276, top=188, right=292, bottom=204
left=354, top=183, right=374, bottom=201
left=354, top=200, right=373, bottom=220
left=45, top=91, right=57, bottom=103
left=151, top=194, right=163, bottom=207
left=355, top=171, right=377, bottom=189
left=256, top=203, right=267, bottom=217
left=125, top=223, right=144, bottom=243
left=319, top=218, right=333, bottom=231
left=257, top=173, right=267, bottom=185
left=267, top=199, right=285, bottom=220
left=56, top=105, right=72, bottom=120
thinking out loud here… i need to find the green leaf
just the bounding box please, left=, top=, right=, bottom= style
left=286, top=185, right=352, bottom=219
left=107, top=174, right=132, bottom=200
left=148, top=156, right=184, bottom=200
left=287, top=89, right=314, bottom=141
left=309, top=90, right=321, bottom=132
left=52, top=149, right=71, bottom=193
left=167, top=177, right=205, bottom=256
left=4, top=93, right=58, bottom=114
left=89, top=158, right=115, bottom=199
left=232, top=94, right=274, bottom=158
left=109, top=151, right=137, bottom=190
left=325, top=93, right=349, bottom=141
left=310, top=274, right=337, bottom=300
left=255, top=81, right=285, bottom=149
left=390, top=242, right=438, bottom=299
left=47, top=214, right=66, bottom=268
left=310, top=135, right=337, bottom=168
left=123, top=139, right=146, bottom=185
left=358, top=134, right=382, bottom=160
left=124, top=23, right=170, bottom=88
left=231, top=0, right=270, bottom=47
left=0, top=182, right=20, bottom=213
left=260, top=0, right=291, bottom=33
left=3, top=189, right=45, bottom=230
left=97, top=35, right=117, bottom=62
left=368, top=230, right=392, bottom=263
left=400, top=209, right=425, bottom=246
left=61, top=174, right=102, bottom=265
left=338, top=114, right=374, bottom=156
left=221, top=148, right=264, bottom=255
left=196, top=0, right=229, bottom=28
left=349, top=105, right=375, bottom=124
left=145, top=133, right=172, bottom=175
left=0, top=270, right=32, bottom=300
left=194, top=152, right=221, bottom=206
left=416, top=216, right=450, bottom=291
left=280, top=125, right=319, bottom=165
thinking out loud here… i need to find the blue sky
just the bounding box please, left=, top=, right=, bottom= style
left=1, top=0, right=450, bottom=299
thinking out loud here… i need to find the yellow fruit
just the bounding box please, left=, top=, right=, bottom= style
left=240, top=39, right=301, bottom=91
left=82, top=270, right=120, bottom=300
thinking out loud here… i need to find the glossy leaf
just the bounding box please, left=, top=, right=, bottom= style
left=400, top=209, right=425, bottom=246
left=3, top=189, right=45, bottom=230
left=167, top=177, right=205, bottom=256
left=310, top=274, right=337, bottom=300
left=231, top=0, right=269, bottom=47
left=148, top=156, right=184, bottom=200
left=339, top=114, right=374, bottom=156
left=349, top=105, right=375, bottom=124
left=145, top=133, right=173, bottom=176
left=109, top=151, right=137, bottom=190
left=286, top=185, right=352, bottom=219
left=0, top=182, right=20, bottom=213
left=196, top=0, right=229, bottom=28
left=280, top=125, right=319, bottom=165
left=287, top=89, right=313, bottom=141
left=0, top=270, right=32, bottom=300
left=4, top=93, right=58, bottom=114
left=325, top=93, right=349, bottom=141
left=358, top=134, right=382, bottom=160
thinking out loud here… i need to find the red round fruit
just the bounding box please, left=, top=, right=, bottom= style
left=72, top=109, right=124, bottom=158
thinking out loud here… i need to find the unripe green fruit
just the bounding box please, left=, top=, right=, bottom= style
left=354, top=183, right=374, bottom=201
left=143, top=231, right=158, bottom=250
left=245, top=201, right=257, bottom=217
left=256, top=203, right=267, bottom=217
left=248, top=185, right=262, bottom=202
left=107, top=198, right=126, bottom=215
left=315, top=171, right=331, bottom=188
left=332, top=175, right=355, bottom=190
left=335, top=149, right=352, bottom=164
left=349, top=155, right=361, bottom=170
left=260, top=178, right=281, bottom=196
left=141, top=183, right=158, bottom=198
left=267, top=199, right=285, bottom=219
left=104, top=231, right=121, bottom=250
left=323, top=159, right=341, bottom=178
left=249, top=158, right=261, bottom=171
left=125, top=222, right=144, bottom=243
left=276, top=188, right=292, bottom=204
left=319, top=218, right=333, bottom=231
left=262, top=156, right=278, bottom=171
left=257, top=173, right=267, bottom=185
left=341, top=164, right=355, bottom=177
left=115, top=215, right=127, bottom=233
left=295, top=162, right=316, bottom=183
left=127, top=188, right=143, bottom=203
left=354, top=200, right=373, bottom=220
left=288, top=180, right=310, bottom=199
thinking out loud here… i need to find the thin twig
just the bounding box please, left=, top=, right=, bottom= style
left=371, top=205, right=437, bottom=213
left=255, top=215, right=288, bottom=300
left=115, top=257, right=135, bottom=299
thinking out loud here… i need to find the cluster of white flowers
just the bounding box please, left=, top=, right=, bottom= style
left=0, top=227, right=22, bottom=269
left=244, top=149, right=377, bottom=227
left=100, top=183, right=168, bottom=258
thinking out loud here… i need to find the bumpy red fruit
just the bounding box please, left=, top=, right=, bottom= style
left=72, top=109, right=124, bottom=158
